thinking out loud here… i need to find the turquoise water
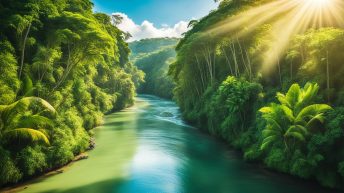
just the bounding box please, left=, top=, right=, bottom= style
left=19, top=95, right=338, bottom=193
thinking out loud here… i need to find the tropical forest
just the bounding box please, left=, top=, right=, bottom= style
left=0, top=0, right=344, bottom=193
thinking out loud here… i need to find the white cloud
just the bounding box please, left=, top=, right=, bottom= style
left=112, top=12, right=189, bottom=42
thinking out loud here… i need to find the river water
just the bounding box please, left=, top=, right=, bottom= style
left=19, top=95, right=337, bottom=193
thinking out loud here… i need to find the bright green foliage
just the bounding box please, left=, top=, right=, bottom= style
left=0, top=41, right=20, bottom=104
left=130, top=38, right=179, bottom=61
left=258, top=83, right=334, bottom=180
left=259, top=83, right=332, bottom=150
left=130, top=38, right=178, bottom=98
left=0, top=97, right=56, bottom=146
left=0, top=0, right=143, bottom=186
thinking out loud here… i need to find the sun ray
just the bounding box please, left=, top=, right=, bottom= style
left=201, top=0, right=344, bottom=75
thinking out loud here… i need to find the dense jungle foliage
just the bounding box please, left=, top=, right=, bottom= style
left=130, top=38, right=178, bottom=99
left=170, top=0, right=344, bottom=189
left=0, top=0, right=143, bottom=186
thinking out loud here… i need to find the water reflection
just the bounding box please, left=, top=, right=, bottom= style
left=19, top=95, right=340, bottom=193
left=20, top=106, right=139, bottom=193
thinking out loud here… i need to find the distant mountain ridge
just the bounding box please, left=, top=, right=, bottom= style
left=129, top=38, right=179, bottom=98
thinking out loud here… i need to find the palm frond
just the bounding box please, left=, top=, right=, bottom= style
left=286, top=83, right=301, bottom=108
left=262, top=129, right=280, bottom=137
left=21, top=75, right=34, bottom=97
left=295, top=83, right=319, bottom=112
left=260, top=135, right=277, bottom=150
left=285, top=131, right=305, bottom=142
left=296, top=104, right=332, bottom=123
left=264, top=117, right=283, bottom=132
left=276, top=92, right=290, bottom=107
left=15, top=115, right=54, bottom=129
left=23, top=97, right=56, bottom=114
left=286, top=125, right=308, bottom=137
left=259, top=106, right=273, bottom=113
left=0, top=100, right=30, bottom=126
left=0, top=97, right=56, bottom=123
left=4, top=128, right=50, bottom=145
left=306, top=113, right=325, bottom=129
left=281, top=105, right=295, bottom=122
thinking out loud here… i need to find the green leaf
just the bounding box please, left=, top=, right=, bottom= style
left=276, top=92, right=290, bottom=107
left=15, top=115, right=54, bottom=129
left=285, top=131, right=305, bottom=142
left=286, top=83, right=301, bottom=108
left=281, top=105, right=294, bottom=122
left=259, top=106, right=273, bottom=113
left=295, top=83, right=319, bottom=112
left=286, top=125, right=308, bottom=136
left=296, top=104, right=332, bottom=123
left=306, top=113, right=325, bottom=129
left=4, top=128, right=50, bottom=145
left=260, top=135, right=277, bottom=150
left=0, top=97, right=56, bottom=121
left=262, top=129, right=280, bottom=137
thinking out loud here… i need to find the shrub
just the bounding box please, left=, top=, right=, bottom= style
left=17, top=146, right=47, bottom=176
left=0, top=147, right=22, bottom=185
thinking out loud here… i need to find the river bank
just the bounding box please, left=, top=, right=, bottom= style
left=2, top=95, right=341, bottom=193
left=0, top=152, right=90, bottom=193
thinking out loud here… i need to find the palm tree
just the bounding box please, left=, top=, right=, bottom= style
left=259, top=83, right=332, bottom=150
left=0, top=97, right=56, bottom=146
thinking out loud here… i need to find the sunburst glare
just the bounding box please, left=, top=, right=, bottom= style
left=204, top=0, right=344, bottom=74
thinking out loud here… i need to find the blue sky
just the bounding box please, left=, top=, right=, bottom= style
left=92, top=0, right=218, bottom=26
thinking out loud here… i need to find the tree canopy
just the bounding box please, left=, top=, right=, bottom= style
left=0, top=0, right=143, bottom=186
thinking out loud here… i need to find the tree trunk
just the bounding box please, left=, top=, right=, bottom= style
left=276, top=55, right=282, bottom=88
left=229, top=43, right=239, bottom=77
left=326, top=50, right=330, bottom=103
left=290, top=59, right=293, bottom=80
left=19, top=22, right=32, bottom=79
left=244, top=48, right=252, bottom=81
left=236, top=38, right=249, bottom=74
left=195, top=54, right=205, bottom=91
left=221, top=46, right=233, bottom=75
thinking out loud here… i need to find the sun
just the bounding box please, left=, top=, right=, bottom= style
left=309, top=0, right=332, bottom=8
left=203, top=0, right=344, bottom=74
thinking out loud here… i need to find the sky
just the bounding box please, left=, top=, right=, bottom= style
left=92, top=0, right=219, bottom=41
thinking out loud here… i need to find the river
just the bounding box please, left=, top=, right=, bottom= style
left=17, top=95, right=337, bottom=193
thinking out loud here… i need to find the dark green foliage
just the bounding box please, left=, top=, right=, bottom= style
left=17, top=146, right=47, bottom=177
left=170, top=0, right=344, bottom=190
left=288, top=28, right=344, bottom=104
left=0, top=147, right=22, bottom=186
left=208, top=76, right=262, bottom=142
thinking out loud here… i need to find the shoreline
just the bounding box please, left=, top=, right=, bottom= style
left=0, top=104, right=132, bottom=193
left=0, top=152, right=89, bottom=193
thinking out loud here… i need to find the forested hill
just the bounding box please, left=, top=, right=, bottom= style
left=129, top=38, right=179, bottom=61
left=170, top=0, right=344, bottom=190
left=130, top=38, right=178, bottom=99
left=0, top=0, right=143, bottom=186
